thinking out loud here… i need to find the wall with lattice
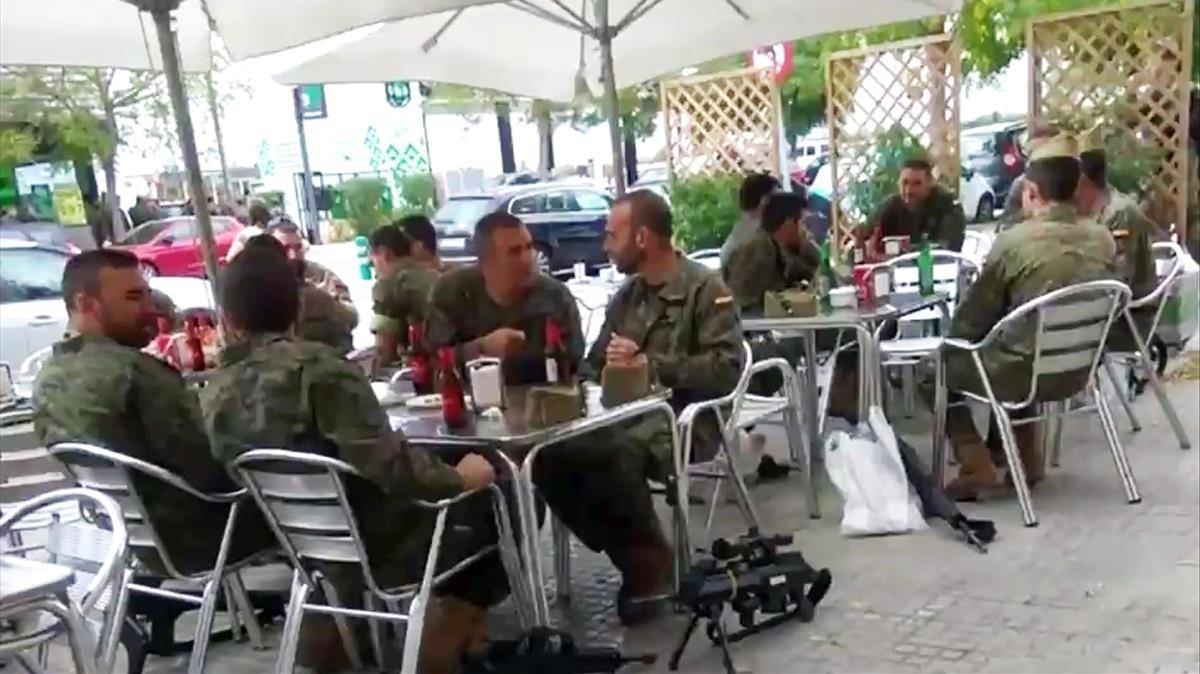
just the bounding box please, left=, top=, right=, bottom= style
left=1029, top=0, right=1193, bottom=241
left=825, top=34, right=961, bottom=248
left=660, top=67, right=783, bottom=181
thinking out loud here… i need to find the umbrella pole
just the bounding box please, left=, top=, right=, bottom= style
left=597, top=0, right=626, bottom=196
left=293, top=88, right=322, bottom=244
left=149, top=6, right=222, bottom=295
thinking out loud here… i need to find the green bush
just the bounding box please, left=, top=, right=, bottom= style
left=669, top=174, right=741, bottom=252
left=395, top=173, right=437, bottom=216
left=342, top=177, right=389, bottom=236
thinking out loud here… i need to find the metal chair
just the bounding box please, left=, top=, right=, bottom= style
left=1092, top=241, right=1191, bottom=454
left=18, top=347, right=52, bottom=382
left=678, top=342, right=817, bottom=545
left=877, top=251, right=979, bottom=417
left=231, top=449, right=520, bottom=674
left=0, top=488, right=129, bottom=674
left=49, top=443, right=265, bottom=674
left=934, top=280, right=1136, bottom=527
left=686, top=248, right=722, bottom=271
left=961, top=230, right=993, bottom=265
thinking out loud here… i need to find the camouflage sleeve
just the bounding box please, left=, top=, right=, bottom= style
left=1112, top=208, right=1157, bottom=300
left=648, top=276, right=744, bottom=398
left=131, top=357, right=237, bottom=493
left=370, top=276, right=405, bottom=337
left=1000, top=176, right=1025, bottom=225
left=949, top=237, right=1011, bottom=342
left=939, top=201, right=966, bottom=252
left=312, top=359, right=463, bottom=500
left=425, top=274, right=465, bottom=355
left=724, top=241, right=771, bottom=315
left=789, top=238, right=821, bottom=284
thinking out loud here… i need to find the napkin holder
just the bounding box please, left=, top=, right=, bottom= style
left=467, top=358, right=505, bottom=411
left=764, top=288, right=817, bottom=318
left=525, top=384, right=584, bottom=429
left=601, top=358, right=651, bottom=407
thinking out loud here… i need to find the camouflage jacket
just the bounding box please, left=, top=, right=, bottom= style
left=719, top=212, right=760, bottom=269
left=864, top=185, right=966, bottom=251
left=32, top=335, right=271, bottom=576
left=722, top=228, right=820, bottom=316
left=200, top=334, right=463, bottom=580
left=1096, top=189, right=1160, bottom=301
left=949, top=204, right=1118, bottom=402
left=997, top=175, right=1026, bottom=231
left=298, top=259, right=358, bottom=355
left=424, top=267, right=584, bottom=385
left=370, top=259, right=441, bottom=347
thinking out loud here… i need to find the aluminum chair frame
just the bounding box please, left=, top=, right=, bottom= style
left=876, top=251, right=979, bottom=419
left=1089, top=241, right=1191, bottom=457
left=0, top=488, right=129, bottom=674
left=49, top=443, right=265, bottom=674
left=232, top=449, right=517, bottom=674
left=934, top=280, right=1137, bottom=527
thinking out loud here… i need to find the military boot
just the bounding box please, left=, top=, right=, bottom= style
left=611, top=526, right=672, bottom=626
left=945, top=431, right=1000, bottom=501
left=420, top=596, right=488, bottom=674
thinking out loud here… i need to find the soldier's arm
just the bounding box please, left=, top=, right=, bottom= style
left=424, top=274, right=473, bottom=362
left=790, top=237, right=821, bottom=283
left=585, top=287, right=625, bottom=381
left=647, top=277, right=744, bottom=398
left=948, top=241, right=1010, bottom=342
left=132, top=358, right=238, bottom=493
left=371, top=277, right=407, bottom=363
left=1118, top=210, right=1158, bottom=300
left=723, top=243, right=767, bottom=315
left=313, top=361, right=463, bottom=500
left=560, top=287, right=586, bottom=372
left=940, top=201, right=966, bottom=252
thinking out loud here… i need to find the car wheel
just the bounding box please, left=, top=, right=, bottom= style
left=535, top=244, right=552, bottom=271
left=139, top=261, right=159, bottom=279
left=975, top=194, right=995, bottom=222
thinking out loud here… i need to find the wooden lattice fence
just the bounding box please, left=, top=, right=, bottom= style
left=660, top=67, right=783, bottom=181
left=825, top=34, right=961, bottom=248
left=1029, top=0, right=1194, bottom=240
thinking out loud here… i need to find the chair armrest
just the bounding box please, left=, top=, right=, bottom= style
left=678, top=394, right=734, bottom=427
left=940, top=337, right=982, bottom=353
left=414, top=484, right=497, bottom=510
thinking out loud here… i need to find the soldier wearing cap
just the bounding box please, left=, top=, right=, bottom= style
left=368, top=220, right=441, bottom=368
left=863, top=157, right=966, bottom=251
left=939, top=134, right=1119, bottom=500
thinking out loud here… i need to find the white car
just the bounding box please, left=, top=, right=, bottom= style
left=0, top=239, right=215, bottom=376
left=807, top=163, right=996, bottom=222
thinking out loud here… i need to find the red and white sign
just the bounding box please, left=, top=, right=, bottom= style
left=748, top=42, right=794, bottom=85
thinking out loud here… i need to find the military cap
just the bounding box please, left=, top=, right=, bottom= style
left=1028, top=133, right=1080, bottom=163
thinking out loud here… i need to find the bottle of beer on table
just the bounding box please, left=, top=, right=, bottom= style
left=917, top=237, right=935, bottom=296
left=544, top=319, right=571, bottom=384
left=438, top=346, right=468, bottom=428
left=815, top=240, right=834, bottom=312
left=408, top=322, right=433, bottom=394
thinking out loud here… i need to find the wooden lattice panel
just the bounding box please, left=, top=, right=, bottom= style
left=1029, top=0, right=1194, bottom=241
left=660, top=67, right=782, bottom=180
left=825, top=35, right=962, bottom=248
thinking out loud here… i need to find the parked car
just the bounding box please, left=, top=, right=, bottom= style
left=432, top=183, right=612, bottom=271
left=0, top=239, right=217, bottom=375
left=111, top=216, right=242, bottom=278
left=0, top=217, right=83, bottom=254
left=962, top=121, right=1027, bottom=207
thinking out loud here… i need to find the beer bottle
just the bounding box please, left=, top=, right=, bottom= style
left=438, top=346, right=468, bottom=428
left=544, top=319, right=571, bottom=384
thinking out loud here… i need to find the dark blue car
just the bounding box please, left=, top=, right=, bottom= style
left=432, top=183, right=613, bottom=271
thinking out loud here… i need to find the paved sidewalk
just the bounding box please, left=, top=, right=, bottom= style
left=38, top=378, right=1200, bottom=673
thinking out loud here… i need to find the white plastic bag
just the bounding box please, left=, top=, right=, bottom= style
left=824, top=406, right=927, bottom=536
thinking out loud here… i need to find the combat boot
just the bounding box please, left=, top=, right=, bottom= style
left=420, top=596, right=488, bottom=674
left=945, top=431, right=999, bottom=501
left=611, top=526, right=671, bottom=626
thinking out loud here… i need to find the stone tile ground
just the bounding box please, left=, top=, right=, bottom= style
left=39, top=379, right=1200, bottom=674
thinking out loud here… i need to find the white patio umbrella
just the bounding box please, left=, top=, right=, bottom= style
left=0, top=0, right=224, bottom=287
left=273, top=0, right=963, bottom=193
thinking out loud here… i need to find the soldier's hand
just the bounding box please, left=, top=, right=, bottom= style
left=455, top=453, right=496, bottom=490
left=606, top=334, right=640, bottom=365
left=478, top=328, right=527, bottom=358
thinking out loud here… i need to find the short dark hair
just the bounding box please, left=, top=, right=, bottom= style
left=1026, top=157, right=1081, bottom=202
left=615, top=190, right=673, bottom=240
left=221, top=247, right=299, bottom=333
left=474, top=211, right=524, bottom=257
left=62, top=249, right=139, bottom=312
left=242, top=233, right=288, bottom=258
left=369, top=225, right=412, bottom=257
left=1079, top=149, right=1107, bottom=186
left=267, top=217, right=302, bottom=236
left=397, top=214, right=438, bottom=255
left=901, top=158, right=933, bottom=175
left=761, top=191, right=809, bottom=233
left=248, top=202, right=271, bottom=226
left=738, top=173, right=780, bottom=211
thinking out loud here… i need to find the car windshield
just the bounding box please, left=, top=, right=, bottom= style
left=433, top=198, right=493, bottom=231
left=118, top=219, right=174, bottom=245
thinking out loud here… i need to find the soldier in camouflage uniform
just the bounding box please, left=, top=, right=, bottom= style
left=941, top=135, right=1118, bottom=500
left=723, top=191, right=820, bottom=315
left=1075, top=140, right=1163, bottom=352
left=369, top=221, right=440, bottom=368
left=202, top=248, right=504, bottom=673
left=719, top=172, right=780, bottom=268
left=269, top=219, right=358, bottom=355
left=862, top=158, right=966, bottom=251
left=32, top=249, right=271, bottom=576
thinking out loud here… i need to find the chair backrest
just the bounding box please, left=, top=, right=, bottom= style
left=884, top=250, right=979, bottom=303
left=231, top=449, right=383, bottom=594
left=48, top=442, right=230, bottom=580
left=1137, top=241, right=1190, bottom=334
left=980, top=280, right=1129, bottom=406
left=19, top=346, right=52, bottom=380
left=961, top=230, right=992, bottom=264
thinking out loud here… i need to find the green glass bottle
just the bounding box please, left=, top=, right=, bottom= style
left=816, top=240, right=833, bottom=311
left=917, top=236, right=934, bottom=296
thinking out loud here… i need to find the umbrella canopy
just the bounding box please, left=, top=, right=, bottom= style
left=0, top=0, right=211, bottom=72
left=204, top=0, right=501, bottom=60
left=273, top=0, right=962, bottom=102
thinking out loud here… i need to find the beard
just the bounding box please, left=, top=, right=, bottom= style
left=105, top=315, right=154, bottom=349
left=612, top=245, right=644, bottom=275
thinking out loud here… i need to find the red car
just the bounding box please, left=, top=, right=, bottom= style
left=112, top=216, right=242, bottom=278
